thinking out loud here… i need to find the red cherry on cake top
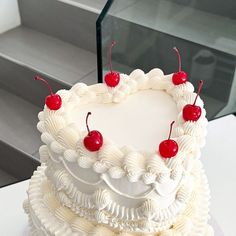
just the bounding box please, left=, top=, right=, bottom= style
left=159, top=121, right=178, bottom=158
left=183, top=80, right=204, bottom=122
left=172, top=47, right=188, bottom=85
left=35, top=76, right=62, bottom=110
left=83, top=112, right=103, bottom=152
left=104, top=40, right=120, bottom=87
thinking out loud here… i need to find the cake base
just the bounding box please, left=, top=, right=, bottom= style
left=24, top=164, right=214, bottom=236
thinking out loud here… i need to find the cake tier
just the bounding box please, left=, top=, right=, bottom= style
left=36, top=68, right=208, bottom=233
left=24, top=164, right=213, bottom=236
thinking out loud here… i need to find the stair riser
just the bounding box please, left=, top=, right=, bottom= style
left=18, top=0, right=98, bottom=54
left=0, top=56, right=70, bottom=107
left=0, top=140, right=39, bottom=186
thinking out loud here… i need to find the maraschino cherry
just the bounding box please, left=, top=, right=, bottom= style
left=183, top=80, right=204, bottom=122
left=104, top=40, right=120, bottom=87
left=159, top=121, right=178, bottom=158
left=83, top=112, right=103, bottom=152
left=35, top=76, right=62, bottom=110
left=172, top=47, right=188, bottom=85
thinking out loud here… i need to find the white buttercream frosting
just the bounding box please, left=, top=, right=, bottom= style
left=93, top=189, right=111, bottom=210
left=37, top=68, right=207, bottom=186
left=24, top=164, right=213, bottom=236
left=27, top=68, right=212, bottom=235
left=41, top=155, right=206, bottom=233
left=89, top=226, right=116, bottom=236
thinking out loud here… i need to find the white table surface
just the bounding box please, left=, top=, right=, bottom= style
left=201, top=115, right=236, bottom=236
left=0, top=115, right=235, bottom=236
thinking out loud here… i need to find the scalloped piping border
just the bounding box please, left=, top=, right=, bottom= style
left=37, top=68, right=208, bottom=187
left=24, top=163, right=213, bottom=236
left=42, top=147, right=186, bottom=200
left=45, top=161, right=195, bottom=232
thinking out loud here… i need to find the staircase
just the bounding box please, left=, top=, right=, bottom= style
left=0, top=0, right=105, bottom=186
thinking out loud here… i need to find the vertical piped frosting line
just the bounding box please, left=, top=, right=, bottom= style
left=24, top=162, right=212, bottom=236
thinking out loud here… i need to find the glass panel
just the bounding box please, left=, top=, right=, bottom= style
left=96, top=0, right=236, bottom=120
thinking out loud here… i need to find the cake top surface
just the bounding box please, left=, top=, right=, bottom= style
left=37, top=68, right=207, bottom=184
left=72, top=89, right=178, bottom=151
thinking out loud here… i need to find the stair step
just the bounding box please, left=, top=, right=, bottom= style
left=0, top=169, right=17, bottom=187
left=0, top=26, right=96, bottom=85
left=58, top=0, right=139, bottom=14
left=18, top=0, right=99, bottom=53
left=0, top=140, right=39, bottom=187
left=0, top=26, right=97, bottom=107
left=0, top=55, right=70, bottom=108
left=0, top=88, right=41, bottom=155
left=58, top=0, right=107, bottom=13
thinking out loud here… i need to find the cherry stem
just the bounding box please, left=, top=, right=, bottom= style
left=173, top=47, right=181, bottom=72
left=193, top=80, right=204, bottom=106
left=108, top=40, right=116, bottom=73
left=86, top=112, right=92, bottom=135
left=35, top=76, right=53, bottom=95
left=168, top=121, right=175, bottom=140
